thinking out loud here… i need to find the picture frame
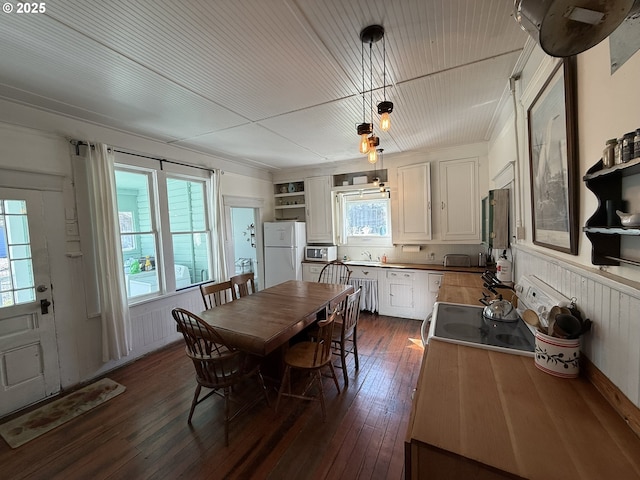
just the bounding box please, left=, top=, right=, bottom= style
left=527, top=57, right=578, bottom=255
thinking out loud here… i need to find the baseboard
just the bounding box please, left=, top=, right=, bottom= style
left=582, top=355, right=640, bottom=438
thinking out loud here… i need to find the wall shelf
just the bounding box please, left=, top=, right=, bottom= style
left=583, top=158, right=640, bottom=266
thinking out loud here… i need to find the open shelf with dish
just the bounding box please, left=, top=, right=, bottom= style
left=583, top=158, right=640, bottom=266
left=274, top=180, right=305, bottom=220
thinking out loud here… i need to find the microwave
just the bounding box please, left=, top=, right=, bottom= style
left=305, top=245, right=337, bottom=262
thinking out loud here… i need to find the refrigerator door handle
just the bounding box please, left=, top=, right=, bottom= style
left=290, top=247, right=295, bottom=270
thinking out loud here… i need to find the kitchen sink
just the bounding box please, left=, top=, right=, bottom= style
left=344, top=260, right=382, bottom=266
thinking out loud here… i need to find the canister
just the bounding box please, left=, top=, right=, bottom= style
left=634, top=129, right=640, bottom=160
left=603, top=138, right=617, bottom=167
left=622, top=132, right=635, bottom=162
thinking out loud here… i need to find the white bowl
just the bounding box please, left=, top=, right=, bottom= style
left=534, top=331, right=580, bottom=378
left=616, top=210, right=640, bottom=227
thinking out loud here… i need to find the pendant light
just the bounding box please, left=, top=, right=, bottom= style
left=357, top=25, right=385, bottom=159
left=356, top=25, right=394, bottom=162
left=377, top=28, right=393, bottom=132
left=357, top=34, right=373, bottom=154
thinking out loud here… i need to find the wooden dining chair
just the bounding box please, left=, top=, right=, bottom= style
left=317, top=260, right=352, bottom=285
left=332, top=288, right=361, bottom=387
left=171, top=308, right=269, bottom=446
left=200, top=280, right=236, bottom=309
left=276, top=308, right=341, bottom=420
left=230, top=272, right=256, bottom=298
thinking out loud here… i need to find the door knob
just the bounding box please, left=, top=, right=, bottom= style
left=37, top=284, right=48, bottom=292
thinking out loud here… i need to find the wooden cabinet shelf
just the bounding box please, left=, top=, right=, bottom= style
left=583, top=158, right=640, bottom=266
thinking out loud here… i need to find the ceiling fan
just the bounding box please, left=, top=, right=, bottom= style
left=515, top=0, right=639, bottom=57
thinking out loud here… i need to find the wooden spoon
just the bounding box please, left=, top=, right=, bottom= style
left=522, top=309, right=540, bottom=329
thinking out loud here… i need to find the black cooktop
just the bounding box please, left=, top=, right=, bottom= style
left=431, top=302, right=535, bottom=356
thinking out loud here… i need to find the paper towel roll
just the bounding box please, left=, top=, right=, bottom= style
left=401, top=245, right=421, bottom=253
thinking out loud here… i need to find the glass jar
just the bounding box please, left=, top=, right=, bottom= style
left=603, top=138, right=617, bottom=167
left=634, top=129, right=640, bottom=160
left=622, top=132, right=635, bottom=163
left=615, top=138, right=623, bottom=164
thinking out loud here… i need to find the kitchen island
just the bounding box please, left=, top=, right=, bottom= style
left=405, top=272, right=640, bottom=479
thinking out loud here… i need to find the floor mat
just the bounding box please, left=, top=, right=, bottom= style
left=0, top=378, right=126, bottom=448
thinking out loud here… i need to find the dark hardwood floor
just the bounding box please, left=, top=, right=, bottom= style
left=1, top=313, right=424, bottom=479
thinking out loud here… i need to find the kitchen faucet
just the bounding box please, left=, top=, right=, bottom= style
left=362, top=251, right=372, bottom=261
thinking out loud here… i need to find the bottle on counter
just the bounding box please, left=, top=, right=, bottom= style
left=381, top=253, right=387, bottom=263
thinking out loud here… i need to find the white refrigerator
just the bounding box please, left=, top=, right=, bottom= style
left=264, top=221, right=306, bottom=288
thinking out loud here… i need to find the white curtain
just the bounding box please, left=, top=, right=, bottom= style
left=86, top=143, right=132, bottom=362
left=350, top=278, right=378, bottom=312
left=210, top=170, right=227, bottom=282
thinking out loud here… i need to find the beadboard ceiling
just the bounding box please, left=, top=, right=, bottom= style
left=0, top=0, right=527, bottom=171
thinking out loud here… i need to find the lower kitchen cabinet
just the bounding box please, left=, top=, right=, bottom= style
left=302, top=263, right=324, bottom=282
left=379, top=269, right=430, bottom=320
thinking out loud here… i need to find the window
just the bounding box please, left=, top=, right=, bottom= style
left=114, top=160, right=213, bottom=302
left=167, top=177, right=210, bottom=287
left=115, top=169, right=159, bottom=299
left=337, top=190, right=392, bottom=246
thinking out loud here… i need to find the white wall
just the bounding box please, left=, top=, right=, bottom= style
left=488, top=39, right=640, bottom=407
left=0, top=103, right=273, bottom=392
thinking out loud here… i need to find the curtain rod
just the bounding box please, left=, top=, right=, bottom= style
left=69, top=140, right=218, bottom=174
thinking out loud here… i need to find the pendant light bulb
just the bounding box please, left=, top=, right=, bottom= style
left=368, top=148, right=378, bottom=164
left=377, top=101, right=393, bottom=132
left=380, top=112, right=391, bottom=131
left=359, top=134, right=370, bottom=154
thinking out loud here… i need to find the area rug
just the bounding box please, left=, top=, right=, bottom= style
left=0, top=378, right=126, bottom=448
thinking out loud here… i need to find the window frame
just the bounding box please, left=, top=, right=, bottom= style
left=335, top=189, right=393, bottom=247
left=113, top=155, right=214, bottom=304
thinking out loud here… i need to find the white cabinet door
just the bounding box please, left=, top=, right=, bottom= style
left=380, top=269, right=416, bottom=319
left=440, top=158, right=480, bottom=241
left=304, top=176, right=333, bottom=244
left=394, top=162, right=431, bottom=243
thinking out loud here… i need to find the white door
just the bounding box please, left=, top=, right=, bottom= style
left=304, top=176, right=333, bottom=244
left=0, top=188, right=60, bottom=417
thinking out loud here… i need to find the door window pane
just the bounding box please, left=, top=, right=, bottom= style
left=0, top=199, right=36, bottom=307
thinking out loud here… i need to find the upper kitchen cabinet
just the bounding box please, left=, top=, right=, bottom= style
left=439, top=158, right=480, bottom=242
left=274, top=180, right=305, bottom=221
left=304, top=175, right=333, bottom=244
left=394, top=162, right=432, bottom=243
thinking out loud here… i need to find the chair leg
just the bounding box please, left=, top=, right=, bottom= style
left=275, top=365, right=291, bottom=412
left=327, top=362, right=341, bottom=395
left=316, top=370, right=326, bottom=421
left=256, top=369, right=270, bottom=406
left=188, top=384, right=202, bottom=424
left=224, top=387, right=230, bottom=446
left=340, top=342, right=349, bottom=387
left=353, top=331, right=359, bottom=371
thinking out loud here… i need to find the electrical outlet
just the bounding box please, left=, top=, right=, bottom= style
left=516, top=226, right=526, bottom=240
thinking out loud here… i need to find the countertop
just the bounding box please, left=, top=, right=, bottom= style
left=405, top=272, right=640, bottom=479
left=303, top=259, right=490, bottom=274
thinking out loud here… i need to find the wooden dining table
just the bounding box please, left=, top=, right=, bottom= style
left=198, top=280, right=353, bottom=357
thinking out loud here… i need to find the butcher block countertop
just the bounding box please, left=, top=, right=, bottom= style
left=405, top=272, right=640, bottom=479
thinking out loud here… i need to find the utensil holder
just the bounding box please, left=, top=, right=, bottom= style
left=534, top=332, right=580, bottom=378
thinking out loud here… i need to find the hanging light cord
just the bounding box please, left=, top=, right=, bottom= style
left=382, top=33, right=386, bottom=101
left=361, top=41, right=366, bottom=123
left=369, top=40, right=374, bottom=125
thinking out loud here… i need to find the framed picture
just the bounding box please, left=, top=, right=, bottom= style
left=527, top=57, right=578, bottom=255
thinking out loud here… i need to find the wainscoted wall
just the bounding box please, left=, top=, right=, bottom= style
left=514, top=246, right=640, bottom=409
